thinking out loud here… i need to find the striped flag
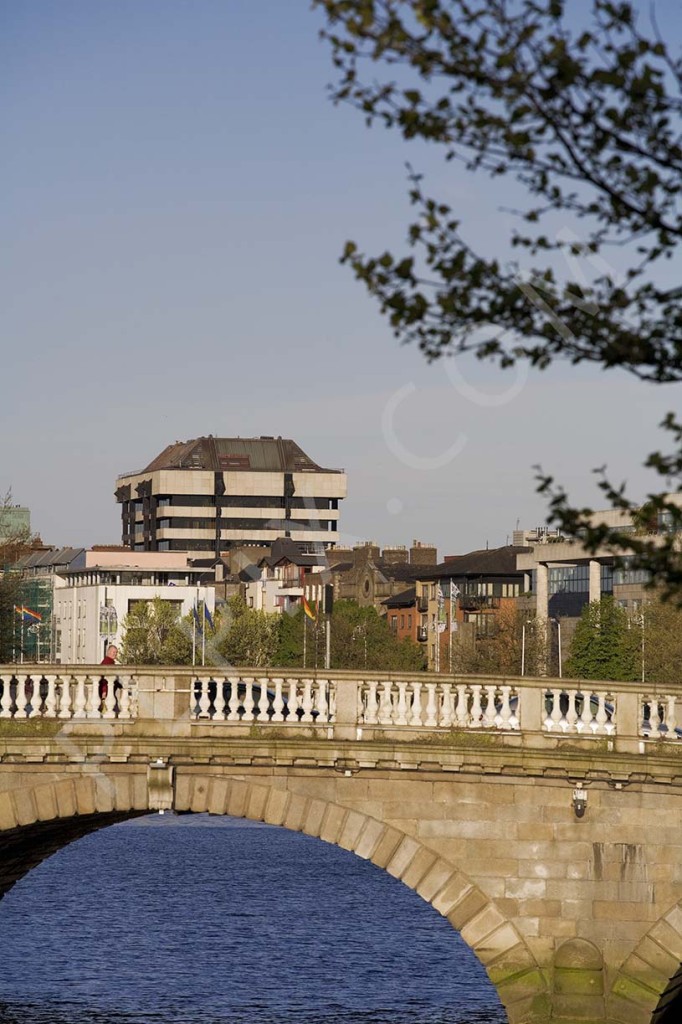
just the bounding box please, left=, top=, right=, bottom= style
left=302, top=596, right=317, bottom=621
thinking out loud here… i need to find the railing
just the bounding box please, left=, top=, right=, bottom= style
left=0, top=667, right=680, bottom=744
left=0, top=671, right=137, bottom=720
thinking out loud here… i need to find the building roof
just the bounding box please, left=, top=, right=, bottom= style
left=259, top=537, right=326, bottom=570
left=13, top=547, right=86, bottom=571
left=419, top=546, right=531, bottom=580
left=383, top=586, right=416, bottom=609
left=127, top=436, right=343, bottom=476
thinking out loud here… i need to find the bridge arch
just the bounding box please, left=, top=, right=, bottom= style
left=611, top=899, right=682, bottom=1024
left=0, top=769, right=548, bottom=1024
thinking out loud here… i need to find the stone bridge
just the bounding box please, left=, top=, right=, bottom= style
left=1, top=664, right=682, bottom=1024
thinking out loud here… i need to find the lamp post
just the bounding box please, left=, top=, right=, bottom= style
left=521, top=622, right=526, bottom=676
left=550, top=617, right=562, bottom=678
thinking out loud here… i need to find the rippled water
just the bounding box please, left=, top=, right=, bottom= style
left=0, top=816, right=507, bottom=1024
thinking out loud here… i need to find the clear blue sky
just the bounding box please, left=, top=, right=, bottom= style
left=3, top=1, right=680, bottom=556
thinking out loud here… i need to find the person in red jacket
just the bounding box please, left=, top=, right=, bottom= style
left=99, top=645, right=119, bottom=709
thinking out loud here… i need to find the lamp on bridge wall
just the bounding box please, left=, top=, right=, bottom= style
left=572, top=783, right=587, bottom=819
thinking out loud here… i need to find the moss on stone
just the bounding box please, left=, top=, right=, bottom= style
left=0, top=718, right=63, bottom=738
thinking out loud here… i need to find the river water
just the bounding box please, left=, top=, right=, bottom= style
left=0, top=815, right=507, bottom=1024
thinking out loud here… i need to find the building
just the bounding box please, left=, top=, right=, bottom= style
left=115, top=435, right=347, bottom=557
left=415, top=546, right=529, bottom=671
left=326, top=540, right=438, bottom=613
left=11, top=547, right=217, bottom=664
left=54, top=550, right=215, bottom=664
left=0, top=505, right=31, bottom=546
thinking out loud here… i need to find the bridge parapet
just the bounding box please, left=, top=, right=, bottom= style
left=0, top=666, right=680, bottom=752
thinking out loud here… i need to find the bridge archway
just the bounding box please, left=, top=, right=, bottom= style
left=0, top=770, right=548, bottom=1024
left=612, top=899, right=682, bottom=1024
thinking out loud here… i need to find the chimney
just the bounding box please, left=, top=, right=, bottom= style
left=410, top=540, right=437, bottom=567
left=381, top=546, right=409, bottom=567
left=353, top=542, right=381, bottom=567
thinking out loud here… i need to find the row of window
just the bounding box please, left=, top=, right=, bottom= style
left=154, top=518, right=335, bottom=533
left=154, top=495, right=339, bottom=510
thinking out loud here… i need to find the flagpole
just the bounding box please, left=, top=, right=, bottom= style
left=201, top=593, right=206, bottom=667
left=192, top=604, right=196, bottom=667
left=303, top=610, right=307, bottom=669
left=449, top=581, right=453, bottom=674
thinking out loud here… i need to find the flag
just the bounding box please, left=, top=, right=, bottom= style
left=14, top=606, right=42, bottom=623
left=302, top=596, right=317, bottom=621
left=450, top=581, right=460, bottom=600
left=204, top=605, right=214, bottom=630
left=193, top=605, right=203, bottom=633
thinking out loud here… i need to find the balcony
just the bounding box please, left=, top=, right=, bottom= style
left=417, top=626, right=428, bottom=642
left=416, top=597, right=429, bottom=612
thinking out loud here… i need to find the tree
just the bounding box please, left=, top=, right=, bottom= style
left=120, top=597, right=193, bottom=665
left=216, top=596, right=281, bottom=668
left=564, top=596, right=639, bottom=680
left=0, top=491, right=37, bottom=662
left=315, top=0, right=682, bottom=598
left=327, top=599, right=426, bottom=670
left=640, top=599, right=682, bottom=685
left=450, top=605, right=545, bottom=676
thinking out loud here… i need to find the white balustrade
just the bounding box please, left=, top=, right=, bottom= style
left=0, top=671, right=137, bottom=720
left=640, top=694, right=682, bottom=740
left=542, top=688, right=615, bottom=736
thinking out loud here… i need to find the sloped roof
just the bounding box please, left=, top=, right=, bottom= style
left=136, top=436, right=342, bottom=474
left=383, top=586, right=416, bottom=608
left=419, top=546, right=530, bottom=580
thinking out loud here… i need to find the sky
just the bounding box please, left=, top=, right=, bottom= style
left=3, top=0, right=681, bottom=558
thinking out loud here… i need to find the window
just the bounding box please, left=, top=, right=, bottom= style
left=407, top=614, right=412, bottom=628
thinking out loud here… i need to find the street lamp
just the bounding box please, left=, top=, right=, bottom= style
left=550, top=617, right=562, bottom=678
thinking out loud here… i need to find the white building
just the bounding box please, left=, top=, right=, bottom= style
left=53, top=550, right=215, bottom=664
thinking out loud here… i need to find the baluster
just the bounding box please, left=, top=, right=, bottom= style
left=0, top=675, right=10, bottom=718
left=594, top=692, right=609, bottom=735
left=300, top=678, right=314, bottom=722
left=469, top=685, right=482, bottom=729
left=574, top=690, right=589, bottom=733
left=565, top=689, right=579, bottom=733
left=213, top=677, right=228, bottom=720
left=24, top=676, right=36, bottom=718
left=495, top=686, right=510, bottom=729
left=256, top=677, right=270, bottom=722
left=102, top=677, right=116, bottom=720
left=550, top=689, right=564, bottom=731
left=271, top=678, right=285, bottom=722
left=241, top=678, right=255, bottom=721
left=378, top=681, right=393, bottom=724
left=455, top=684, right=469, bottom=728
left=58, top=675, right=73, bottom=719
left=650, top=697, right=662, bottom=737
left=226, top=677, right=240, bottom=721
left=481, top=685, right=497, bottom=729
left=395, top=682, right=408, bottom=725
left=665, top=695, right=677, bottom=740
left=286, top=678, right=299, bottom=722
left=364, top=681, right=378, bottom=725
left=440, top=683, right=454, bottom=727
left=194, top=678, right=210, bottom=719
left=424, top=683, right=438, bottom=726
left=45, top=675, right=58, bottom=718
left=543, top=688, right=555, bottom=731
left=86, top=676, right=101, bottom=719
left=15, top=676, right=28, bottom=718
left=314, top=678, right=329, bottom=722
left=117, top=677, right=131, bottom=720
left=408, top=682, right=423, bottom=726
left=72, top=674, right=87, bottom=717
left=506, top=687, right=520, bottom=730
left=328, top=682, right=336, bottom=722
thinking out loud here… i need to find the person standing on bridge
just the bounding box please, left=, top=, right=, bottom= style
left=99, top=645, right=119, bottom=711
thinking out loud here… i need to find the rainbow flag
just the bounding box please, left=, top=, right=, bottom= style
left=14, top=606, right=42, bottom=623
left=302, top=596, right=317, bottom=622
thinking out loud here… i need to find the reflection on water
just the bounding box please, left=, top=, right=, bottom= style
left=0, top=815, right=507, bottom=1024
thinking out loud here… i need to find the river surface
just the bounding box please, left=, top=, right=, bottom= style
left=0, top=815, right=508, bottom=1024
